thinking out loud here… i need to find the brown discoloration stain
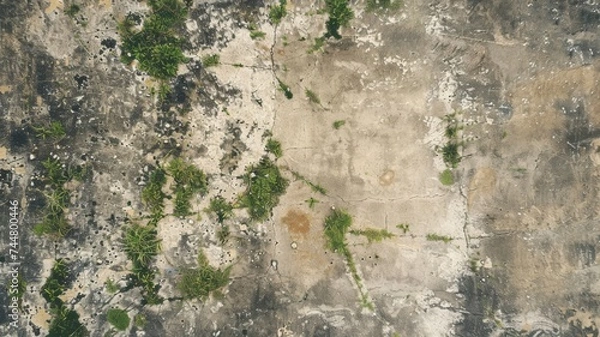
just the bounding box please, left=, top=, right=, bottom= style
left=282, top=209, right=310, bottom=236
left=379, top=169, right=395, bottom=186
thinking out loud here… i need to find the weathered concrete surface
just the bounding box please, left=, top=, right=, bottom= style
left=1, top=0, right=600, bottom=336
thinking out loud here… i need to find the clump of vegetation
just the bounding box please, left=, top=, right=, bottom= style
left=107, top=308, right=130, bottom=331
left=119, top=0, right=188, bottom=79
left=442, top=143, right=461, bottom=168
left=41, top=259, right=70, bottom=306
left=324, top=209, right=352, bottom=253
left=396, top=223, right=410, bottom=233
left=349, top=228, right=394, bottom=243
left=250, top=29, right=266, bottom=40
left=307, top=37, right=325, bottom=53
left=333, top=120, right=346, bottom=129
left=241, top=157, right=288, bottom=221
left=277, top=78, right=293, bottom=99
left=366, top=0, right=402, bottom=13
left=216, top=225, right=230, bottom=244
left=134, top=314, right=147, bottom=328
left=47, top=306, right=87, bottom=337
left=141, top=168, right=167, bottom=222
left=64, top=4, right=81, bottom=17
left=178, top=251, right=231, bottom=300
left=266, top=138, right=283, bottom=158
left=105, top=279, right=120, bottom=294
left=123, top=224, right=161, bottom=267
left=324, top=0, right=354, bottom=39
left=269, top=0, right=287, bottom=25
left=33, top=158, right=87, bottom=238
left=167, top=158, right=208, bottom=217
left=440, top=112, right=463, bottom=168
left=207, top=196, right=234, bottom=223
left=202, top=54, right=220, bottom=68
left=426, top=233, right=453, bottom=243
left=123, top=223, right=163, bottom=305
left=323, top=209, right=373, bottom=309
left=291, top=170, right=327, bottom=195
left=41, top=260, right=88, bottom=337
left=305, top=88, right=321, bottom=104
left=33, top=121, right=66, bottom=140
left=439, top=169, right=454, bottom=186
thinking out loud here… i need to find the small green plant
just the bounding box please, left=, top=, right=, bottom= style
left=305, top=88, right=321, bottom=104
left=439, top=169, right=454, bottom=186
left=41, top=260, right=70, bottom=306
left=141, top=168, right=167, bottom=219
left=366, top=0, right=402, bottom=13
left=167, top=158, right=208, bottom=217
left=47, top=306, right=88, bottom=337
left=202, top=54, right=220, bottom=67
left=305, top=197, right=319, bottom=209
left=123, top=224, right=161, bottom=267
left=134, top=314, right=147, bottom=328
left=324, top=0, right=355, bottom=39
left=241, top=157, right=289, bottom=221
left=233, top=63, right=244, bottom=67
left=107, top=308, right=130, bottom=331
left=119, top=0, right=188, bottom=79
left=333, top=120, right=346, bottom=129
left=269, top=0, right=287, bottom=25
left=277, top=79, right=293, bottom=99
left=441, top=111, right=463, bottom=168
left=105, top=279, right=119, bottom=294
left=441, top=143, right=461, bottom=168
left=34, top=158, right=82, bottom=238
left=217, top=225, right=230, bottom=244
left=157, top=82, right=172, bottom=102
left=396, top=223, right=410, bottom=233
left=34, top=121, right=66, bottom=140
left=250, top=30, right=266, bottom=40
left=178, top=251, right=231, bottom=300
left=426, top=233, right=453, bottom=243
left=469, top=258, right=479, bottom=273
left=291, top=171, right=327, bottom=195
left=207, top=196, right=234, bottom=223
left=349, top=228, right=394, bottom=243
left=324, top=209, right=352, bottom=253
left=64, top=4, right=81, bottom=17
left=307, top=37, right=325, bottom=53
left=266, top=138, right=283, bottom=158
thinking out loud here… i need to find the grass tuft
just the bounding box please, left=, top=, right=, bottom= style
left=333, top=120, right=346, bottom=129
left=178, top=251, right=231, bottom=300
left=269, top=0, right=287, bottom=25
left=241, top=157, right=288, bottom=221
left=426, top=233, right=453, bottom=243
left=118, top=0, right=187, bottom=79
left=207, top=196, right=234, bottom=223
left=202, top=54, right=220, bottom=68
left=107, top=308, right=130, bottom=331
left=266, top=138, right=283, bottom=158
left=167, top=158, right=208, bottom=217
left=349, top=228, right=394, bottom=243
left=439, top=169, right=454, bottom=186
left=305, top=88, right=321, bottom=104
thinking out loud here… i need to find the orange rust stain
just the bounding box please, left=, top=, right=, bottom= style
left=282, top=209, right=310, bottom=236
